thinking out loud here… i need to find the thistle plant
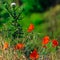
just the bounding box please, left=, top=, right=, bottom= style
left=1, top=1, right=24, bottom=46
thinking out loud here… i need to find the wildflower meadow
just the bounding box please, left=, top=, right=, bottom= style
left=0, top=0, right=60, bottom=60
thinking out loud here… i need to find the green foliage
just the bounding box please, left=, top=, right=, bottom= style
left=0, top=1, right=24, bottom=43
left=30, top=13, right=45, bottom=25
left=0, top=4, right=9, bottom=27
left=21, top=0, right=43, bottom=14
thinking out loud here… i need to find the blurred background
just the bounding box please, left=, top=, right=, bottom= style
left=0, top=0, right=60, bottom=42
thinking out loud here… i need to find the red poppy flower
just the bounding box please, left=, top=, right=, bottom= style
left=15, top=43, right=24, bottom=50
left=42, top=36, right=50, bottom=45
left=27, top=24, right=34, bottom=32
left=30, top=49, right=39, bottom=60
left=52, top=40, right=58, bottom=47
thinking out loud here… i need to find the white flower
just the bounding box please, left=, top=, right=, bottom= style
left=11, top=2, right=16, bottom=7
